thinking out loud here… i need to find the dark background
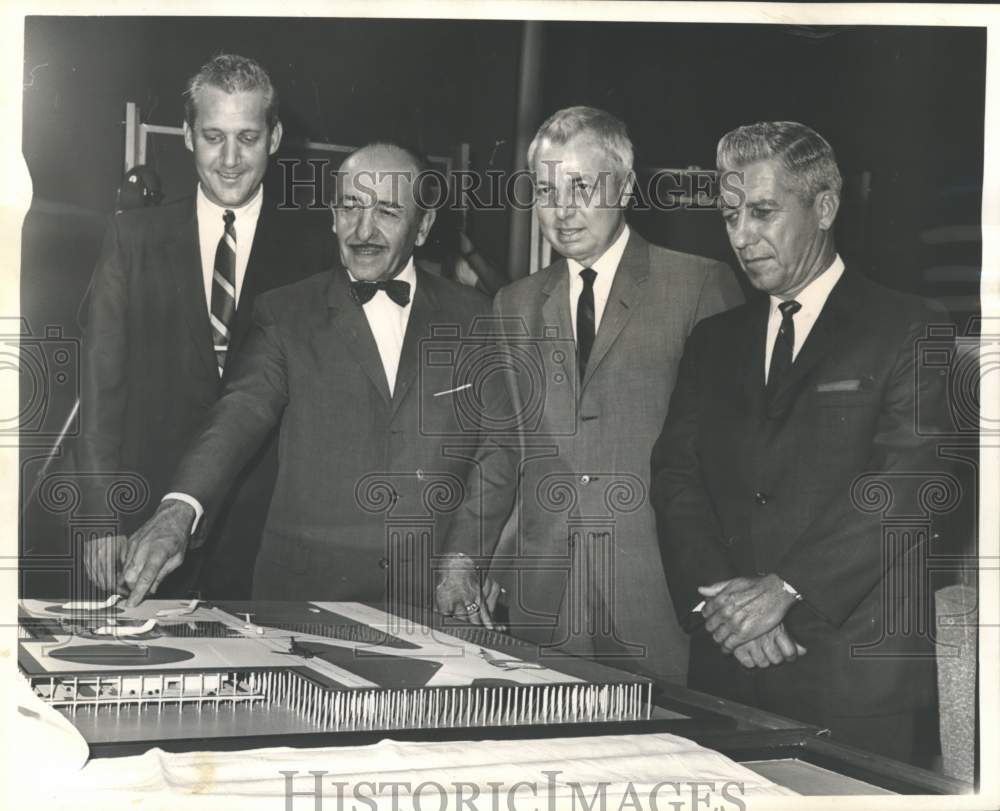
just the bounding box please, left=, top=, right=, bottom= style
left=19, top=17, right=985, bottom=586
left=22, top=19, right=986, bottom=300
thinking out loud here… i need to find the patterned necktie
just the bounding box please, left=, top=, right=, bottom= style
left=350, top=279, right=411, bottom=307
left=577, top=267, right=597, bottom=382
left=767, top=299, right=802, bottom=396
left=210, top=209, right=237, bottom=377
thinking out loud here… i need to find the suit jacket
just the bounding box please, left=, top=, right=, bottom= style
left=650, top=268, right=949, bottom=720
left=78, top=196, right=334, bottom=595
left=169, top=267, right=493, bottom=607
left=447, top=231, right=742, bottom=683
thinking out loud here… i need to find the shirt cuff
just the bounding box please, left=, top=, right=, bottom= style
left=781, top=579, right=803, bottom=601
left=692, top=600, right=706, bottom=614
left=161, top=493, right=204, bottom=534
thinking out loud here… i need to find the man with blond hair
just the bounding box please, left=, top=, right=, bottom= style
left=80, top=54, right=332, bottom=597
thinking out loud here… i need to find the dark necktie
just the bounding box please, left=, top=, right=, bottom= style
left=210, top=209, right=237, bottom=377
left=767, top=299, right=802, bottom=396
left=577, top=267, right=597, bottom=381
left=350, top=278, right=411, bottom=307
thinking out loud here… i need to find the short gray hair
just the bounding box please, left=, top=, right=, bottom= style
left=527, top=106, right=634, bottom=184
left=716, top=121, right=842, bottom=201
left=184, top=54, right=279, bottom=131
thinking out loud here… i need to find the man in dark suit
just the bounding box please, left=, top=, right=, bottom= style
left=110, top=142, right=493, bottom=610
left=437, top=107, right=742, bottom=684
left=80, top=54, right=333, bottom=598
left=651, top=121, right=949, bottom=764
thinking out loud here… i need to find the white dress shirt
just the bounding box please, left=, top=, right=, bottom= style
left=567, top=224, right=630, bottom=340
left=764, top=255, right=845, bottom=383
left=195, top=183, right=264, bottom=310
left=349, top=259, right=417, bottom=396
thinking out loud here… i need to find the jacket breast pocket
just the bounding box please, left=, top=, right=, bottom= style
left=816, top=388, right=879, bottom=408
left=817, top=390, right=880, bottom=449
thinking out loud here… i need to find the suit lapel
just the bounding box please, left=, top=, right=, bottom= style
left=391, top=269, right=439, bottom=416
left=230, top=201, right=280, bottom=355
left=540, top=262, right=574, bottom=385
left=581, top=232, right=648, bottom=392
left=327, top=269, right=393, bottom=405
left=168, top=199, right=218, bottom=380
left=742, top=295, right=770, bottom=417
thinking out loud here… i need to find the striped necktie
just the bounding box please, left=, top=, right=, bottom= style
left=210, top=209, right=237, bottom=376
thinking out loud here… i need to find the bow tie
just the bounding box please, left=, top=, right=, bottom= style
left=350, top=278, right=411, bottom=307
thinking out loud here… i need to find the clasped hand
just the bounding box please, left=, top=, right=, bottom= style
left=699, top=575, right=806, bottom=668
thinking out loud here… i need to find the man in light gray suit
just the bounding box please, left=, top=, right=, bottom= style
left=437, top=107, right=743, bottom=683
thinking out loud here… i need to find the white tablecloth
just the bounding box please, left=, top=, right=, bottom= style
left=8, top=672, right=797, bottom=810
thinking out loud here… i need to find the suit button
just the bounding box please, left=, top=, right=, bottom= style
left=754, top=491, right=769, bottom=505
left=416, top=469, right=425, bottom=480
left=580, top=475, right=591, bottom=485
left=378, top=557, right=390, bottom=569
left=726, top=536, right=737, bottom=547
